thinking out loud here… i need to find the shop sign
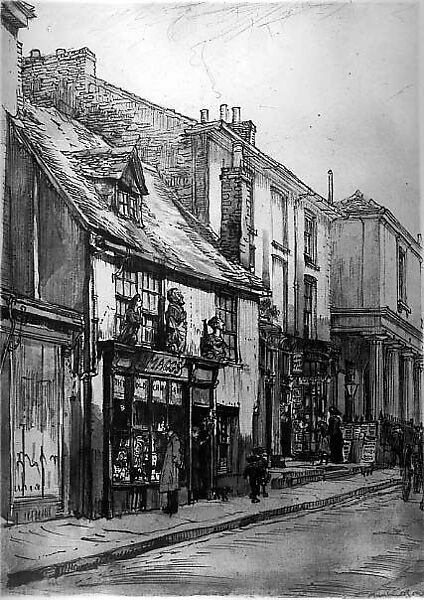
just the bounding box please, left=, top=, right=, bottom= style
left=134, top=376, right=148, bottom=402
left=135, top=352, right=188, bottom=379
left=292, top=387, right=301, bottom=400
left=114, top=374, right=126, bottom=399
left=292, top=353, right=303, bottom=374
left=298, top=376, right=324, bottom=385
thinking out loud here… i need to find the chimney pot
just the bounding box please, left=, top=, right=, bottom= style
left=200, top=109, right=209, bottom=124
left=56, top=48, right=66, bottom=57
left=417, top=233, right=422, bottom=245
left=232, top=107, right=241, bottom=124
left=30, top=49, right=41, bottom=59
left=327, top=169, right=334, bottom=204
left=220, top=103, right=228, bottom=122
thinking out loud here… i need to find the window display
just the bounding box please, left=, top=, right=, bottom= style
left=111, top=374, right=185, bottom=486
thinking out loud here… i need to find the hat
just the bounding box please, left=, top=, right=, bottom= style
left=246, top=454, right=257, bottom=462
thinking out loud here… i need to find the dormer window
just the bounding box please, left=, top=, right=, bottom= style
left=116, top=186, right=142, bottom=223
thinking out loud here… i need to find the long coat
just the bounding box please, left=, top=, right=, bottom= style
left=159, top=433, right=182, bottom=493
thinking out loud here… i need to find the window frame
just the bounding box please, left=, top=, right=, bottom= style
left=397, top=243, right=407, bottom=305
left=271, top=187, right=289, bottom=250
left=303, top=275, right=317, bottom=340
left=116, top=185, right=142, bottom=223
left=215, top=292, right=238, bottom=362
left=115, top=268, right=163, bottom=347
left=304, top=211, right=317, bottom=265
left=271, top=254, right=288, bottom=329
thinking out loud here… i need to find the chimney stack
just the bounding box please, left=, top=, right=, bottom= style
left=232, top=106, right=241, bottom=124
left=219, top=103, right=228, bottom=121
left=200, top=109, right=209, bottom=124
left=232, top=144, right=243, bottom=168
left=328, top=169, right=334, bottom=204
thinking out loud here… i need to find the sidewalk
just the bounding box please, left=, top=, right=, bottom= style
left=2, top=467, right=400, bottom=589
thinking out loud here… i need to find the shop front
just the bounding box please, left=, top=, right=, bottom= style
left=100, top=342, right=226, bottom=516
left=290, top=340, right=333, bottom=457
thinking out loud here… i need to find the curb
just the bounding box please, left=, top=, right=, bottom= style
left=7, top=477, right=401, bottom=589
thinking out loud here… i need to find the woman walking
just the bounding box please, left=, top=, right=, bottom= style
left=159, top=427, right=182, bottom=515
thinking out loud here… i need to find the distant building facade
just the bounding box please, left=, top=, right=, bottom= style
left=331, top=190, right=423, bottom=425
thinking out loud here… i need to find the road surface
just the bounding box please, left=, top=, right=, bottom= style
left=12, top=488, right=424, bottom=596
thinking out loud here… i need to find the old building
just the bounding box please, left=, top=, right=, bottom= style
left=21, top=47, right=341, bottom=462
left=1, top=3, right=85, bottom=525
left=331, top=190, right=423, bottom=425
left=4, top=97, right=264, bottom=522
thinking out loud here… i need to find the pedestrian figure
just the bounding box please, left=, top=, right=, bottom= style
left=243, top=454, right=261, bottom=503
left=253, top=447, right=270, bottom=497
left=328, top=406, right=344, bottom=463
left=159, top=427, right=182, bottom=515
left=317, top=421, right=330, bottom=465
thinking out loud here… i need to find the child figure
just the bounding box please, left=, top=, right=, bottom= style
left=244, top=454, right=261, bottom=503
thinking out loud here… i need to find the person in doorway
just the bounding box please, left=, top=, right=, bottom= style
left=159, top=427, right=182, bottom=515
left=317, top=420, right=331, bottom=465
left=244, top=454, right=261, bottom=503
left=328, top=406, right=344, bottom=463
left=191, top=426, right=202, bottom=502
left=198, top=420, right=212, bottom=499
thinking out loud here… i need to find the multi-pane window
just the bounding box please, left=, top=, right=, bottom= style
left=304, top=212, right=317, bottom=264
left=117, top=188, right=141, bottom=222
left=111, top=375, right=184, bottom=485
left=271, top=188, right=289, bottom=249
left=115, top=269, right=162, bottom=345
left=303, top=276, right=317, bottom=339
left=215, top=293, right=238, bottom=361
left=398, top=245, right=407, bottom=304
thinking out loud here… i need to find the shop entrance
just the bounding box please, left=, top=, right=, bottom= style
left=192, top=390, right=213, bottom=501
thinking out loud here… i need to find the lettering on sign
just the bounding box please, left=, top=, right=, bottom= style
left=292, top=353, right=303, bottom=374
left=145, top=354, right=187, bottom=378
left=114, top=374, right=126, bottom=399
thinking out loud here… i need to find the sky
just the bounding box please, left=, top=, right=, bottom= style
left=20, top=0, right=422, bottom=235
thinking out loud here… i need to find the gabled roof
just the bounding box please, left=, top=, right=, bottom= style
left=336, top=189, right=422, bottom=255
left=64, top=146, right=148, bottom=194
left=336, top=190, right=382, bottom=215
left=13, top=103, right=265, bottom=293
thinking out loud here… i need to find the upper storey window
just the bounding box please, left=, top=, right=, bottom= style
left=304, top=211, right=317, bottom=266
left=271, top=188, right=289, bottom=250
left=397, top=243, right=409, bottom=314
left=116, top=187, right=142, bottom=223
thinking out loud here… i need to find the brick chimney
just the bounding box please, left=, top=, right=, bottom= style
left=219, top=143, right=254, bottom=269
left=227, top=106, right=256, bottom=146
left=22, top=47, right=96, bottom=116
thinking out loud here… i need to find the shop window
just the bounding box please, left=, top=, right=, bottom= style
left=217, top=410, right=237, bottom=474
left=111, top=376, right=184, bottom=486
left=303, top=276, right=317, bottom=339
left=215, top=292, right=238, bottom=361
left=304, top=211, right=317, bottom=265
left=115, top=269, right=162, bottom=346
